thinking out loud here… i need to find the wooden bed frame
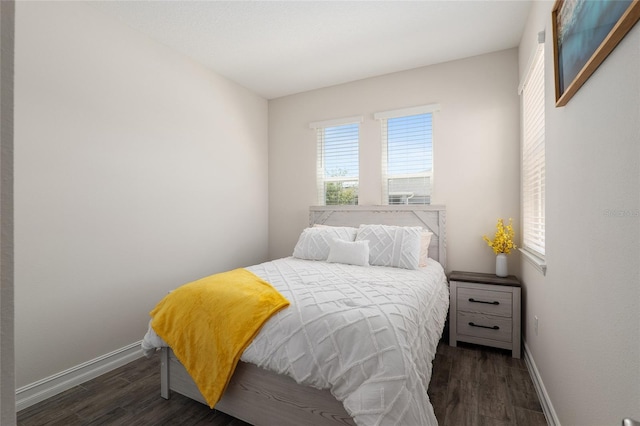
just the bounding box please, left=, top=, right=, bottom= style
left=159, top=205, right=447, bottom=426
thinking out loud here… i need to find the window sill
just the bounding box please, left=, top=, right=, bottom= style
left=519, top=248, right=547, bottom=276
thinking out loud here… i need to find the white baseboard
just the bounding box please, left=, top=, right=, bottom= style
left=16, top=340, right=144, bottom=412
left=523, top=340, right=560, bottom=426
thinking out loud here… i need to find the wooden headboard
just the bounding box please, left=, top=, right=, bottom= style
left=309, top=205, right=447, bottom=268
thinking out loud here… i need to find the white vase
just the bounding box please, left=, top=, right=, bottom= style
left=496, top=253, right=508, bottom=277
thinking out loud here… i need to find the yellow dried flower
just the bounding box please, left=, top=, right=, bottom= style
left=483, top=218, right=517, bottom=255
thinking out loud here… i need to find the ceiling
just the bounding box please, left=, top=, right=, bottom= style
left=91, top=1, right=532, bottom=99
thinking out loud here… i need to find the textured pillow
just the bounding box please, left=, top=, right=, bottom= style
left=356, top=224, right=422, bottom=270
left=419, top=230, right=434, bottom=267
left=292, top=226, right=358, bottom=261
left=327, top=238, right=370, bottom=266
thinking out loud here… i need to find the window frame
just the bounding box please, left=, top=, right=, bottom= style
left=519, top=43, right=546, bottom=273
left=374, top=104, right=440, bottom=206
left=309, top=116, right=363, bottom=206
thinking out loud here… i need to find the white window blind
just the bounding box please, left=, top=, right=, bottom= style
left=521, top=46, right=545, bottom=257
left=310, top=118, right=361, bottom=206
left=375, top=105, right=438, bottom=205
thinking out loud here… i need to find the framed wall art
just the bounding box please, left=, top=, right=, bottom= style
left=552, top=0, right=640, bottom=107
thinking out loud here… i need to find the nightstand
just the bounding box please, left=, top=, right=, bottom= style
left=449, top=271, right=522, bottom=358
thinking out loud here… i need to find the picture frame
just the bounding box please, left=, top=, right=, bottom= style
left=552, top=0, right=640, bottom=107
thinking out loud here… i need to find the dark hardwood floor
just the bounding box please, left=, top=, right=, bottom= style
left=428, top=342, right=547, bottom=426
left=18, top=341, right=547, bottom=426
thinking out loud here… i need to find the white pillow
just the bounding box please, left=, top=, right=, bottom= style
left=327, top=238, right=370, bottom=266
left=419, top=230, right=433, bottom=267
left=292, top=226, right=358, bottom=261
left=356, top=224, right=422, bottom=270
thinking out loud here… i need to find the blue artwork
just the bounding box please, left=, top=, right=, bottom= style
left=556, top=0, right=632, bottom=93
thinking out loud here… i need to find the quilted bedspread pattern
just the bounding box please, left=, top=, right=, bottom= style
left=143, top=257, right=449, bottom=426
left=242, top=257, right=448, bottom=426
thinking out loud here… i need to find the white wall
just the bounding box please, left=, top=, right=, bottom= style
left=269, top=49, right=521, bottom=274
left=14, top=2, right=268, bottom=387
left=519, top=2, right=640, bottom=424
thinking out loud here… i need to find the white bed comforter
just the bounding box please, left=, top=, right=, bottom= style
left=142, top=257, right=449, bottom=426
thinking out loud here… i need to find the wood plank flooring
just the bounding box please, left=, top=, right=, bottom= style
left=18, top=341, right=547, bottom=426
left=428, top=342, right=547, bottom=426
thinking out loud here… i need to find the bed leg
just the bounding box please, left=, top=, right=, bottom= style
left=160, top=347, right=170, bottom=399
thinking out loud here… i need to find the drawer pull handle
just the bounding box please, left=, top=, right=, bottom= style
left=469, top=322, right=500, bottom=330
left=468, top=298, right=499, bottom=305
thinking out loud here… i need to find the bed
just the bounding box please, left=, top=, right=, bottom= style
left=142, top=205, right=448, bottom=426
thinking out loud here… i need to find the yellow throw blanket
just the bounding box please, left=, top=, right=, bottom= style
left=150, top=268, right=290, bottom=408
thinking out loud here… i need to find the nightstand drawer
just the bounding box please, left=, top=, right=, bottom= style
left=449, top=271, right=521, bottom=358
left=457, top=311, right=512, bottom=343
left=457, top=287, right=512, bottom=317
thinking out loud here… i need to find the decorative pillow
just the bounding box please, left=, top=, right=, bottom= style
left=355, top=224, right=422, bottom=270
left=327, top=238, right=370, bottom=266
left=419, top=230, right=434, bottom=267
left=292, top=226, right=358, bottom=261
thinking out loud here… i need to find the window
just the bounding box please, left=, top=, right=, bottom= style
left=521, top=45, right=545, bottom=260
left=375, top=105, right=439, bottom=205
left=310, top=116, right=362, bottom=205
